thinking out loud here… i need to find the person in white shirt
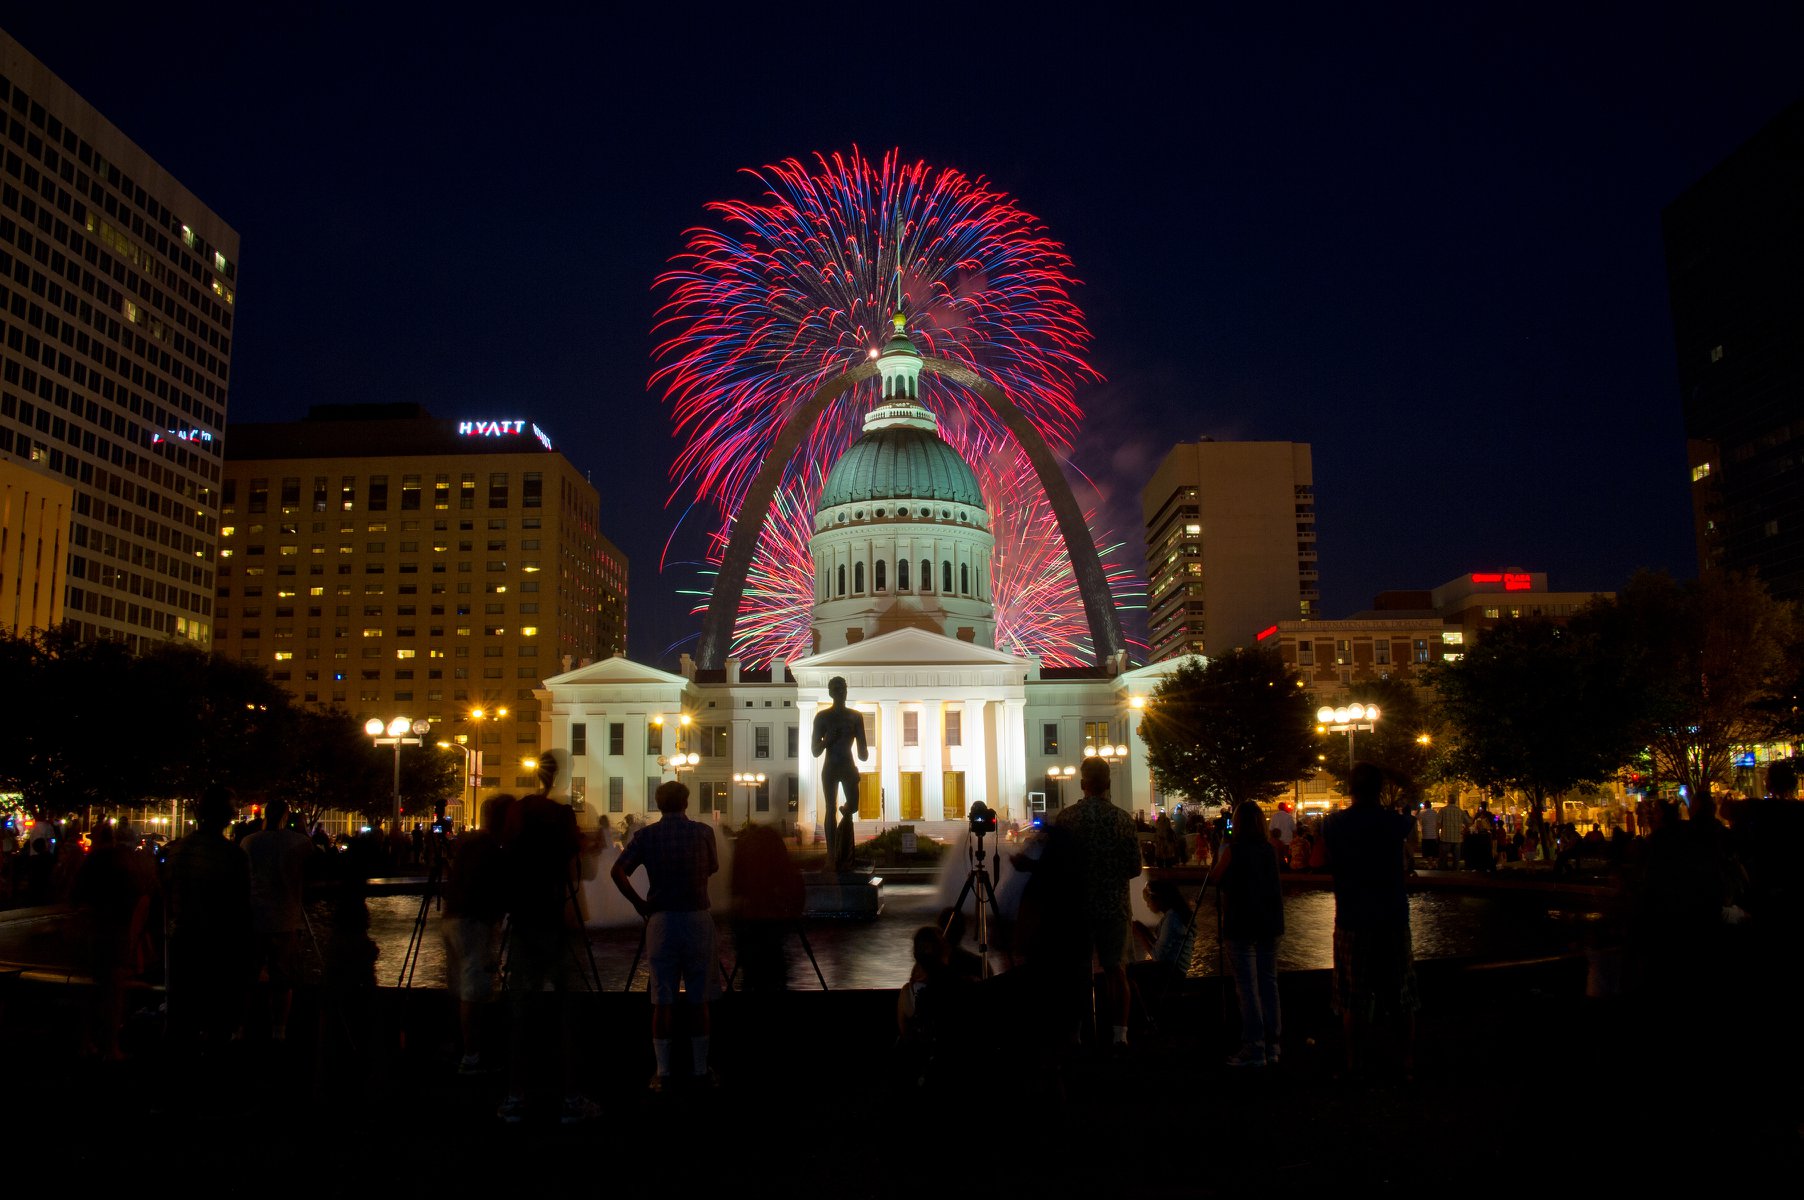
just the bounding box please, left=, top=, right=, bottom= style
left=1416, top=803, right=1439, bottom=866
left=1270, top=804, right=1296, bottom=846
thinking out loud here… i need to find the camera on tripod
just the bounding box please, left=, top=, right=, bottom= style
left=967, top=801, right=997, bottom=837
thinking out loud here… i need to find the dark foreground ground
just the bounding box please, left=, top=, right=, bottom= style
left=7, top=944, right=1800, bottom=1199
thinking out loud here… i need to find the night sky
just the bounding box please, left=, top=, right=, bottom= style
left=8, top=5, right=1801, bottom=667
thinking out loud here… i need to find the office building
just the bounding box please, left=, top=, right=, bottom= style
left=1, top=31, right=237, bottom=650
left=1141, top=439, right=1317, bottom=660
left=1260, top=569, right=1611, bottom=699
left=1665, top=98, right=1804, bottom=601
left=215, top=404, right=627, bottom=792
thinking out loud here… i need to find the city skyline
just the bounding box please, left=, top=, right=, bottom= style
left=5, top=6, right=1800, bottom=667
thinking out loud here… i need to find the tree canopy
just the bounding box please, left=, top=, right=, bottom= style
left=0, top=629, right=462, bottom=823
left=1429, top=611, right=1641, bottom=813
left=1137, top=649, right=1317, bottom=809
left=1607, top=571, right=1802, bottom=818
left=1316, top=675, right=1447, bottom=806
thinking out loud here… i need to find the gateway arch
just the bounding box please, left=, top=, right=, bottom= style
left=695, top=356, right=1125, bottom=670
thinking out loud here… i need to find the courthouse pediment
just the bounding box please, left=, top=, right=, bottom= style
left=789, top=626, right=1032, bottom=693
left=792, top=626, right=1029, bottom=671
left=543, top=654, right=689, bottom=689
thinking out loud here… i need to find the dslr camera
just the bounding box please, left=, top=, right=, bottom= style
left=968, top=800, right=998, bottom=837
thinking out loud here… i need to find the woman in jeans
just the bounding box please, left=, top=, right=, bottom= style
left=1213, top=800, right=1285, bottom=1067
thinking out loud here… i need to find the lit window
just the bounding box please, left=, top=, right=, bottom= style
left=362, top=628, right=384, bottom=638
left=273, top=651, right=293, bottom=661
left=520, top=626, right=538, bottom=637
left=396, top=649, right=416, bottom=659
left=1691, top=463, right=1711, bottom=482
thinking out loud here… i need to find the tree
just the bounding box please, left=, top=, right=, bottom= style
left=1317, top=676, right=1447, bottom=806
left=1430, top=613, right=1640, bottom=818
left=271, top=709, right=389, bottom=827
left=1610, top=571, right=1802, bottom=821
left=1138, top=649, right=1317, bottom=809
left=398, top=743, right=463, bottom=820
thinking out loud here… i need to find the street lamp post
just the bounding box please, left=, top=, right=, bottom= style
left=1316, top=703, right=1381, bottom=770
left=1045, top=764, right=1077, bottom=810
left=731, top=771, right=767, bottom=826
left=654, top=713, right=700, bottom=776
left=438, top=739, right=478, bottom=829
left=367, top=716, right=431, bottom=831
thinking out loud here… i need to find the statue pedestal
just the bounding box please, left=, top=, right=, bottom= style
left=801, top=871, right=883, bottom=919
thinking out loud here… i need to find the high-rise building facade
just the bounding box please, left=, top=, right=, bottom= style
left=215, top=404, right=627, bottom=793
left=1, top=32, right=237, bottom=650
left=1665, top=98, right=1804, bottom=601
left=1141, top=440, right=1317, bottom=660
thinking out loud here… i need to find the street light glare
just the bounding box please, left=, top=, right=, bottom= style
left=365, top=718, right=385, bottom=736
left=1317, top=706, right=1335, bottom=724
left=387, top=716, right=411, bottom=737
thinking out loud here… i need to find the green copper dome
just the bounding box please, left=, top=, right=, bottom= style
left=818, top=420, right=986, bottom=511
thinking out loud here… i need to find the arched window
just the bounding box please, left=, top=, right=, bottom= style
left=943, top=560, right=953, bottom=593
left=837, top=564, right=846, bottom=597
left=897, top=558, right=910, bottom=590
left=960, top=563, right=970, bottom=595
left=921, top=560, right=931, bottom=591
left=875, top=560, right=887, bottom=591
left=854, top=561, right=865, bottom=593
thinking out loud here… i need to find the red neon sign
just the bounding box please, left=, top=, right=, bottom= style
left=1256, top=624, right=1277, bottom=641
left=1471, top=572, right=1534, bottom=592
left=1471, top=573, right=1503, bottom=584
left=1503, top=573, right=1532, bottom=591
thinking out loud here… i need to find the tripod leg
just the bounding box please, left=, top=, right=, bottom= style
left=976, top=869, right=1012, bottom=971
left=567, top=879, right=603, bottom=992
left=941, top=875, right=976, bottom=940
left=623, top=920, right=648, bottom=994
left=793, top=921, right=828, bottom=991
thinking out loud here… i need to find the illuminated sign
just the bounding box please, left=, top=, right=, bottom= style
left=151, top=429, right=213, bottom=444
left=1255, top=624, right=1277, bottom=641
left=1470, top=572, right=1533, bottom=592
left=456, top=420, right=554, bottom=451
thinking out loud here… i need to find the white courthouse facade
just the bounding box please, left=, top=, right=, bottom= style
left=537, top=318, right=1186, bottom=839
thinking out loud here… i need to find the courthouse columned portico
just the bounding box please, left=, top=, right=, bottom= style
left=791, top=627, right=1032, bottom=832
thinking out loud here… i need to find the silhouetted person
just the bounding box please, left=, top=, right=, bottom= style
left=1321, top=762, right=1417, bottom=1079
left=499, top=752, right=604, bottom=1124
left=811, top=676, right=868, bottom=871
left=74, top=821, right=156, bottom=1060
left=1054, top=756, right=1142, bottom=1050
left=1215, top=800, right=1285, bottom=1066
left=729, top=822, right=803, bottom=992
left=163, top=785, right=252, bottom=1045
left=444, top=794, right=514, bottom=1073
left=613, top=780, right=721, bottom=1090
left=242, top=796, right=317, bottom=1041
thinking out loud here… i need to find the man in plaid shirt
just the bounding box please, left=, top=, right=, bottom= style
left=612, top=779, right=721, bottom=1089
left=1055, top=756, right=1143, bottom=1050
